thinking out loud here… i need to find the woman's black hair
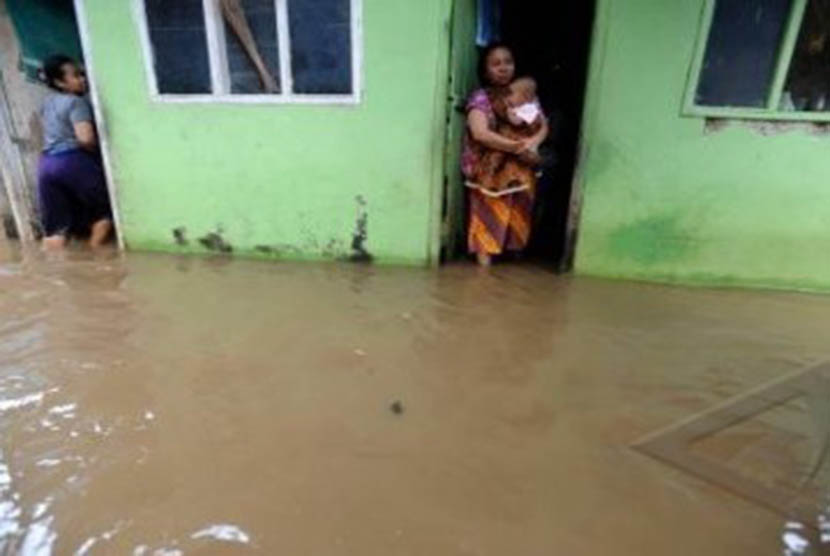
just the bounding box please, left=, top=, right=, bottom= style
left=42, top=54, right=76, bottom=91
left=477, top=42, right=514, bottom=86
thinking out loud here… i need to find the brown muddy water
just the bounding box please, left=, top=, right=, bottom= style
left=1, top=240, right=830, bottom=555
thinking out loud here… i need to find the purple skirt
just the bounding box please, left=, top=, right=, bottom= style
left=37, top=149, right=112, bottom=237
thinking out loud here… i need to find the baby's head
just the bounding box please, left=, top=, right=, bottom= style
left=508, top=77, right=537, bottom=106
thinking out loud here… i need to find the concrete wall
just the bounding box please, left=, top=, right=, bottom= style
left=574, top=0, right=830, bottom=291
left=82, top=0, right=452, bottom=264
left=0, top=0, right=48, bottom=237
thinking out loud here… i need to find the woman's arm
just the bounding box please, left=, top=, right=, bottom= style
left=468, top=109, right=528, bottom=154
left=73, top=121, right=98, bottom=151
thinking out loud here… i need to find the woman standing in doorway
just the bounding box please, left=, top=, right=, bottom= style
left=38, top=54, right=112, bottom=250
left=463, top=44, right=548, bottom=266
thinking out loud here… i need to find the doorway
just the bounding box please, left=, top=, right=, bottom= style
left=442, top=0, right=596, bottom=269
left=0, top=0, right=119, bottom=246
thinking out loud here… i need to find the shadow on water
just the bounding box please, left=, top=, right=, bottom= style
left=2, top=241, right=830, bottom=553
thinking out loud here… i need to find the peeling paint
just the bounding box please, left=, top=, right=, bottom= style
left=350, top=196, right=372, bottom=263
left=172, top=227, right=188, bottom=246
left=198, top=230, right=232, bottom=253
left=705, top=118, right=830, bottom=136
left=254, top=245, right=275, bottom=255
left=254, top=243, right=302, bottom=257
left=323, top=238, right=347, bottom=258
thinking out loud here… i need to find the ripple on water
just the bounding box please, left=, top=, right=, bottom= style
left=191, top=523, right=252, bottom=544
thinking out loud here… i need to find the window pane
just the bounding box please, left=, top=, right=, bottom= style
left=224, top=0, right=281, bottom=94
left=145, top=0, right=212, bottom=94
left=782, top=0, right=830, bottom=111
left=288, top=0, right=352, bottom=94
left=696, top=0, right=792, bottom=108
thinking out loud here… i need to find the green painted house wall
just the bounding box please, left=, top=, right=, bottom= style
left=575, top=0, right=830, bottom=291
left=82, top=0, right=452, bottom=264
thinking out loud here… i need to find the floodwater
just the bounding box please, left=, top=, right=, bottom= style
left=1, top=240, right=830, bottom=555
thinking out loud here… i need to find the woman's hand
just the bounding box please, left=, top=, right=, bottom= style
left=469, top=110, right=526, bottom=154
left=518, top=149, right=542, bottom=166
left=512, top=138, right=538, bottom=156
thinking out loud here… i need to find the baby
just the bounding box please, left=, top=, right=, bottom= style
left=502, top=77, right=544, bottom=141
left=472, top=77, right=544, bottom=193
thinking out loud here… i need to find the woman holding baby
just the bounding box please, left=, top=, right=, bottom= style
left=463, top=44, right=549, bottom=266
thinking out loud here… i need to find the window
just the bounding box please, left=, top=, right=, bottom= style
left=684, top=0, right=830, bottom=120
left=137, top=0, right=362, bottom=103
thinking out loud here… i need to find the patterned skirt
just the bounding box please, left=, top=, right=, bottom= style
left=467, top=185, right=536, bottom=255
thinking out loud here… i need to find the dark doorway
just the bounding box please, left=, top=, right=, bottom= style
left=500, top=0, right=595, bottom=269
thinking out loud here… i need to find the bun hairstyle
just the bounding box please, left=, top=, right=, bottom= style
left=41, top=54, right=75, bottom=91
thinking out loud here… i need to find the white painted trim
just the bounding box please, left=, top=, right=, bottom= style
left=74, top=0, right=125, bottom=249
left=351, top=0, right=363, bottom=102
left=150, top=93, right=360, bottom=105
left=132, top=0, right=159, bottom=96
left=134, top=0, right=363, bottom=104
left=203, top=0, right=230, bottom=94
left=275, top=0, right=293, bottom=94
left=213, top=3, right=232, bottom=94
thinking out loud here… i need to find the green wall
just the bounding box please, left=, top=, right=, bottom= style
left=83, top=0, right=451, bottom=264
left=576, top=0, right=830, bottom=291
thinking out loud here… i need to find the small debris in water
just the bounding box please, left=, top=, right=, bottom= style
left=390, top=401, right=404, bottom=415
left=354, top=349, right=367, bottom=357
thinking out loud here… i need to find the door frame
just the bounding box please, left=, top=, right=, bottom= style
left=437, top=0, right=606, bottom=269
left=72, top=0, right=125, bottom=249
left=0, top=72, right=35, bottom=242
left=560, top=0, right=608, bottom=270
left=436, top=0, right=477, bottom=264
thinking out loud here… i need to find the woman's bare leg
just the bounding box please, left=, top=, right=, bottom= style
left=42, top=235, right=67, bottom=250
left=89, top=218, right=113, bottom=248
left=476, top=252, right=492, bottom=266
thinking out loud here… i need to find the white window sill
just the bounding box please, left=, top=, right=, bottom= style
left=149, top=94, right=362, bottom=106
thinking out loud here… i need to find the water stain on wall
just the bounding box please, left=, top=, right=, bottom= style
left=606, top=214, right=698, bottom=266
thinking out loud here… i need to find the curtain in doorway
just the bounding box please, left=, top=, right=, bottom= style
left=476, top=0, right=501, bottom=47
left=4, top=0, right=83, bottom=81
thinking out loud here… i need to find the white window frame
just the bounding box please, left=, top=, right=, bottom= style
left=133, top=0, right=363, bottom=105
